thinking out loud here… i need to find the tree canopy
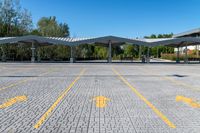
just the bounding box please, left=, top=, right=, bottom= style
left=36, top=16, right=70, bottom=37
left=0, top=0, right=32, bottom=36
left=144, top=33, right=173, bottom=39
left=144, top=34, right=174, bottom=58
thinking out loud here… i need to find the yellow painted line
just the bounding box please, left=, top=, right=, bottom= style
left=0, top=95, right=27, bottom=109
left=176, top=95, right=200, bottom=108
left=34, top=69, right=85, bottom=129
left=93, top=96, right=110, bottom=108
left=112, top=68, right=176, bottom=128
left=164, top=77, right=200, bottom=92
left=0, top=69, right=55, bottom=92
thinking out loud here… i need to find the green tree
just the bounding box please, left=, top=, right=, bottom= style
left=37, top=16, right=69, bottom=37
left=144, top=33, right=174, bottom=57
left=0, top=0, right=32, bottom=36
left=124, top=45, right=134, bottom=57
left=94, top=46, right=107, bottom=59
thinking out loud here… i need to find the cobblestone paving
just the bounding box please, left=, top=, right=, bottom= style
left=0, top=63, right=200, bottom=133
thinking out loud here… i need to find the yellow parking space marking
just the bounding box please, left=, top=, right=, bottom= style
left=0, top=95, right=27, bottom=109
left=112, top=68, right=176, bottom=129
left=176, top=95, right=200, bottom=108
left=34, top=69, right=85, bottom=129
left=164, top=77, right=200, bottom=92
left=93, top=96, right=110, bottom=108
left=0, top=69, right=55, bottom=92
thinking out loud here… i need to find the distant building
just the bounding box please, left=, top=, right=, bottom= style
left=174, top=28, right=200, bottom=55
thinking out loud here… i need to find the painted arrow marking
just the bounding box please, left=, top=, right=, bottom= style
left=93, top=96, right=110, bottom=108
left=0, top=95, right=27, bottom=109
left=176, top=95, right=200, bottom=108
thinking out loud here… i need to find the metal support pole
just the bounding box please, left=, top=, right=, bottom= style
left=139, top=45, right=141, bottom=60
left=177, top=47, right=180, bottom=63
left=184, top=44, right=188, bottom=64
left=70, top=46, right=75, bottom=63
left=147, top=47, right=150, bottom=63
left=196, top=45, right=199, bottom=58
left=108, top=41, right=112, bottom=63
left=1, top=46, right=6, bottom=62
left=31, top=42, right=35, bottom=63
left=196, top=35, right=199, bottom=58
left=37, top=49, right=41, bottom=62
left=176, top=47, right=180, bottom=63
left=157, top=46, right=159, bottom=58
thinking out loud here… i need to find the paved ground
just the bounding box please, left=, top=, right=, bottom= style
left=0, top=63, right=200, bottom=133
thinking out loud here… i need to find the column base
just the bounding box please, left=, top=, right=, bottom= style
left=184, top=59, right=188, bottom=64
left=1, top=55, right=6, bottom=62
left=1, top=58, right=6, bottom=62
left=37, top=58, right=41, bottom=62
left=176, top=59, right=180, bottom=63
left=141, top=56, right=145, bottom=63
left=31, top=57, right=35, bottom=63
left=70, top=58, right=75, bottom=63
left=107, top=58, right=112, bottom=63
left=146, top=58, right=150, bottom=63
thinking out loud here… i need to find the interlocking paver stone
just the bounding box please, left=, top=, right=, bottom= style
left=0, top=63, right=200, bottom=133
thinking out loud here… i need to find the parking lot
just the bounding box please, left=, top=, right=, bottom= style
left=0, top=63, right=200, bottom=133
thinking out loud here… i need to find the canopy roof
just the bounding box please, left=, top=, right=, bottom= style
left=0, top=35, right=150, bottom=46
left=150, top=37, right=200, bottom=47
left=0, top=35, right=200, bottom=47
left=0, top=35, right=72, bottom=45
left=173, top=28, right=200, bottom=38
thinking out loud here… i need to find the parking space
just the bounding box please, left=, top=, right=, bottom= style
left=0, top=63, right=200, bottom=133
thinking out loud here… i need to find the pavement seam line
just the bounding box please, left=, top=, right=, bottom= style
left=34, top=68, right=86, bottom=129
left=0, top=79, right=30, bottom=91
left=138, top=67, right=200, bottom=92
left=112, top=67, right=176, bottom=129
left=0, top=69, right=55, bottom=92
left=164, top=77, right=200, bottom=91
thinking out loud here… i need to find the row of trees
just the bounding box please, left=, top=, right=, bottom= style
left=145, top=34, right=174, bottom=58
left=0, top=0, right=175, bottom=61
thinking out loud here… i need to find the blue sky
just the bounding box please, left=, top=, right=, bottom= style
left=21, top=0, right=200, bottom=38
